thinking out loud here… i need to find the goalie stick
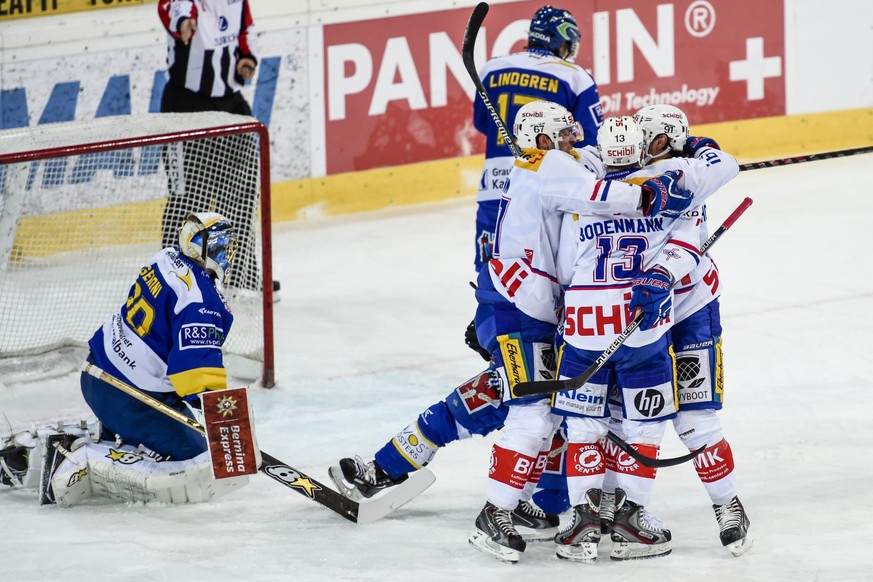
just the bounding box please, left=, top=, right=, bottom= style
left=80, top=363, right=434, bottom=524
left=512, top=196, right=754, bottom=399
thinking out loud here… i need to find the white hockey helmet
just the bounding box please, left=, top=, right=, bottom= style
left=513, top=100, right=581, bottom=150
left=178, top=212, right=238, bottom=284
left=633, top=104, right=689, bottom=160
left=597, top=116, right=645, bottom=167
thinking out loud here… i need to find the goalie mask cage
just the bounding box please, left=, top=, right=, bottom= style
left=0, top=112, right=275, bottom=388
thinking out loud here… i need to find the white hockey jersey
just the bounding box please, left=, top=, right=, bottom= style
left=560, top=145, right=738, bottom=349
left=487, top=147, right=647, bottom=325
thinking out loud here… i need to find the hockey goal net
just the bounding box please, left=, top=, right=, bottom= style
left=0, top=112, right=274, bottom=387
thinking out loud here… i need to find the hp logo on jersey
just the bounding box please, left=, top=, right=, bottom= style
left=633, top=389, right=666, bottom=417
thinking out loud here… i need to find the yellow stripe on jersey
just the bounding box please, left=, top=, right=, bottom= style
left=514, top=148, right=547, bottom=171
left=169, top=367, right=227, bottom=397
left=623, top=176, right=650, bottom=186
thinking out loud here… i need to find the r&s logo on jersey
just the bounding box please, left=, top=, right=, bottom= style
left=179, top=323, right=224, bottom=349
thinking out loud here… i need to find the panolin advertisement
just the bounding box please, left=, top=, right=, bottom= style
left=322, top=0, right=784, bottom=174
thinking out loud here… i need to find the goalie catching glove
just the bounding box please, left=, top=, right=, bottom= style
left=640, top=170, right=693, bottom=218
left=628, top=266, right=674, bottom=330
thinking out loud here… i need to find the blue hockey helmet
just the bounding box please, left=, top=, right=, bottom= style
left=528, top=5, right=580, bottom=61
left=178, top=212, right=238, bottom=284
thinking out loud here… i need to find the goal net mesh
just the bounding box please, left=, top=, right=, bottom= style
left=0, top=112, right=271, bottom=383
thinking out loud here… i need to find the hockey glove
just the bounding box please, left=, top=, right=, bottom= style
left=683, top=136, right=720, bottom=157
left=628, top=266, right=673, bottom=330
left=641, top=170, right=693, bottom=218
left=465, top=319, right=492, bottom=362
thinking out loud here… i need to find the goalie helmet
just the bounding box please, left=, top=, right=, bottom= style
left=178, top=212, right=238, bottom=284
left=598, top=116, right=645, bottom=168
left=633, top=104, right=689, bottom=161
left=528, top=5, right=581, bottom=61
left=514, top=100, right=581, bottom=150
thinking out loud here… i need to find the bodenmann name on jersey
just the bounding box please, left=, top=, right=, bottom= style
left=488, top=72, right=560, bottom=94
left=577, top=216, right=664, bottom=242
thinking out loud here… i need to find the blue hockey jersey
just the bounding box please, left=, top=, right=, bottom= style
left=88, top=248, right=234, bottom=397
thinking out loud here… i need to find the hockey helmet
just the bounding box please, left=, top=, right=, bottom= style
left=514, top=100, right=581, bottom=150
left=528, top=5, right=581, bottom=61
left=178, top=212, right=238, bottom=284
left=598, top=116, right=646, bottom=167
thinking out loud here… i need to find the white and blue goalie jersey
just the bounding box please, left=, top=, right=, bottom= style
left=88, top=248, right=234, bottom=397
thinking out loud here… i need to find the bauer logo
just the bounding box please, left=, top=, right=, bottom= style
left=179, top=323, right=224, bottom=349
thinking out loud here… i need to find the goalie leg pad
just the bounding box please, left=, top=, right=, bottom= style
left=52, top=441, right=248, bottom=506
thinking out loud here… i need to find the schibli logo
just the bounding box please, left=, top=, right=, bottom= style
left=522, top=110, right=545, bottom=119
left=662, top=112, right=684, bottom=119
left=606, top=146, right=636, bottom=156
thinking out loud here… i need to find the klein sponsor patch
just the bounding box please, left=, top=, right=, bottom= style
left=179, top=323, right=224, bottom=349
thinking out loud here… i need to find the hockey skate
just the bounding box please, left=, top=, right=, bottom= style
left=511, top=499, right=560, bottom=542
left=714, top=496, right=752, bottom=557
left=329, top=456, right=408, bottom=501
left=555, top=489, right=601, bottom=563
left=468, top=501, right=526, bottom=563
left=609, top=488, right=672, bottom=560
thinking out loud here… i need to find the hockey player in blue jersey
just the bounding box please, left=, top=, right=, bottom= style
left=1, top=212, right=249, bottom=506
left=472, top=4, right=603, bottom=270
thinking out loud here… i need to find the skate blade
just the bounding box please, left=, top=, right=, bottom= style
left=468, top=529, right=521, bottom=564
left=727, top=535, right=752, bottom=557
left=327, top=465, right=365, bottom=502
left=517, top=525, right=558, bottom=542
left=555, top=541, right=598, bottom=563
left=610, top=540, right=672, bottom=560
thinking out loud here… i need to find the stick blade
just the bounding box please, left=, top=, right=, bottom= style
left=355, top=468, right=437, bottom=524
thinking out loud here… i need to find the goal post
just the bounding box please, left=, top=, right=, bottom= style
left=0, top=112, right=275, bottom=388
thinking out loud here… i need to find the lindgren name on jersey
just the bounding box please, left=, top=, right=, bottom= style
left=576, top=216, right=665, bottom=242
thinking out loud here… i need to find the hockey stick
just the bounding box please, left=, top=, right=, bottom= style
left=81, top=363, right=433, bottom=524
left=463, top=2, right=523, bottom=158
left=738, top=145, right=873, bottom=172
left=512, top=196, right=754, bottom=398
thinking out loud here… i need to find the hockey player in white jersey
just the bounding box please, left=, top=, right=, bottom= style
left=1, top=213, right=249, bottom=506
left=468, top=102, right=694, bottom=564
left=550, top=115, right=720, bottom=563
left=620, top=104, right=751, bottom=556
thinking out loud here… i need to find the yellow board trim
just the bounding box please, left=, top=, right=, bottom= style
left=271, top=107, right=873, bottom=223
left=0, top=0, right=156, bottom=22
left=7, top=108, right=873, bottom=257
